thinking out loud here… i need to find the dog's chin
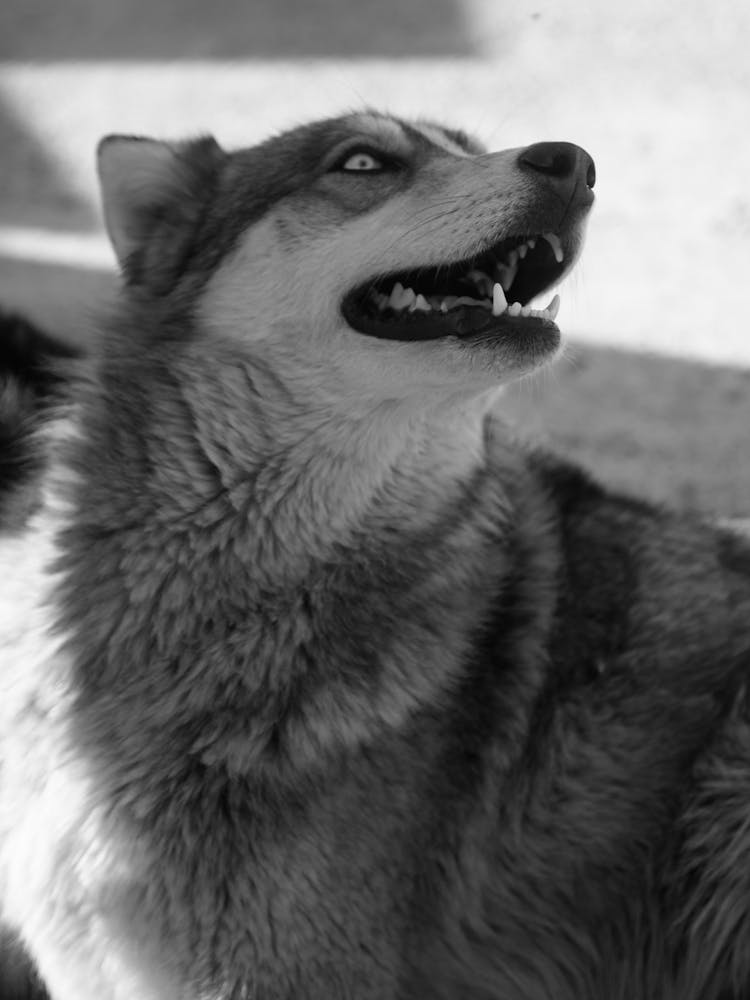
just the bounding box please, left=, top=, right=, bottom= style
left=454, top=313, right=561, bottom=371
left=332, top=312, right=560, bottom=401
left=439, top=319, right=561, bottom=389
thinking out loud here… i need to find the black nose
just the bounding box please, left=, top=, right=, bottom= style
left=518, top=141, right=596, bottom=203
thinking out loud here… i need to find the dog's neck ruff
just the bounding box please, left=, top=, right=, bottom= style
left=48, top=344, right=524, bottom=779
left=154, top=339, right=504, bottom=583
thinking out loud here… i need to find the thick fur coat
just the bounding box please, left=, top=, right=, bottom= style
left=1, top=112, right=750, bottom=1000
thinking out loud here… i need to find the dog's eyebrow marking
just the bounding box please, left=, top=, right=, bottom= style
left=409, top=122, right=473, bottom=158
left=351, top=114, right=410, bottom=149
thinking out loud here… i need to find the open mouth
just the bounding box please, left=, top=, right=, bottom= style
left=341, top=232, right=570, bottom=342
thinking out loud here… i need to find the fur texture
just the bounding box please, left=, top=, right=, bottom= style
left=1, top=111, right=750, bottom=1000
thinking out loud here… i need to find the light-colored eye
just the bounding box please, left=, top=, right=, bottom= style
left=340, top=151, right=383, bottom=172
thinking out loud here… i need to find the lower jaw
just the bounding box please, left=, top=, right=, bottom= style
left=455, top=315, right=561, bottom=369
left=343, top=301, right=560, bottom=349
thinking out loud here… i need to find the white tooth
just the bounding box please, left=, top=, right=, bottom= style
left=508, top=302, right=522, bottom=317
left=411, top=293, right=431, bottom=312
left=528, top=238, right=536, bottom=249
left=492, top=282, right=507, bottom=316
left=543, top=233, right=564, bottom=264
left=546, top=293, right=560, bottom=320
left=401, top=287, right=416, bottom=309
left=517, top=243, right=528, bottom=259
left=390, top=283, right=418, bottom=310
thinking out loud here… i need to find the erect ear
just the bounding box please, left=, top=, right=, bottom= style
left=96, top=133, right=225, bottom=292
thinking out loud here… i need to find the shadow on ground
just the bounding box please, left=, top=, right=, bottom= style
left=1, top=0, right=477, bottom=59
left=502, top=344, right=750, bottom=518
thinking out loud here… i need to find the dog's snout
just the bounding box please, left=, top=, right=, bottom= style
left=518, top=141, right=596, bottom=204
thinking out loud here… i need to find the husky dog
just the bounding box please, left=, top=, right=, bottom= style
left=1, top=111, right=750, bottom=1000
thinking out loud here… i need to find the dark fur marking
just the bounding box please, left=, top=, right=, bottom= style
left=0, top=309, right=78, bottom=530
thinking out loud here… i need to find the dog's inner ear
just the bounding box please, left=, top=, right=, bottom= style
left=96, top=134, right=225, bottom=294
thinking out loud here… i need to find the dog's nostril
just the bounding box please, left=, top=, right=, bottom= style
left=520, top=142, right=578, bottom=180
left=519, top=141, right=596, bottom=192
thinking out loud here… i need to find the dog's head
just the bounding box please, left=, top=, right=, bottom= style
left=98, top=111, right=594, bottom=405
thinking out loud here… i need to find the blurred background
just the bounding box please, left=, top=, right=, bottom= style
left=1, top=0, right=748, bottom=516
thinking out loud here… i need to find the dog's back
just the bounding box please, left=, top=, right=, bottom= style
left=2, top=112, right=750, bottom=1000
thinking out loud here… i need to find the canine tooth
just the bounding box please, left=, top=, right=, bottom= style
left=508, top=302, right=522, bottom=317
left=543, top=233, right=564, bottom=263
left=546, top=293, right=560, bottom=320
left=492, top=282, right=507, bottom=316
left=411, top=293, right=431, bottom=312
left=517, top=243, right=528, bottom=259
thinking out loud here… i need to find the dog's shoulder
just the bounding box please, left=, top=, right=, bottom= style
left=491, top=434, right=750, bottom=686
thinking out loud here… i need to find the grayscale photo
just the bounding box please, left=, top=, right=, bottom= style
left=1, top=1, right=749, bottom=997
